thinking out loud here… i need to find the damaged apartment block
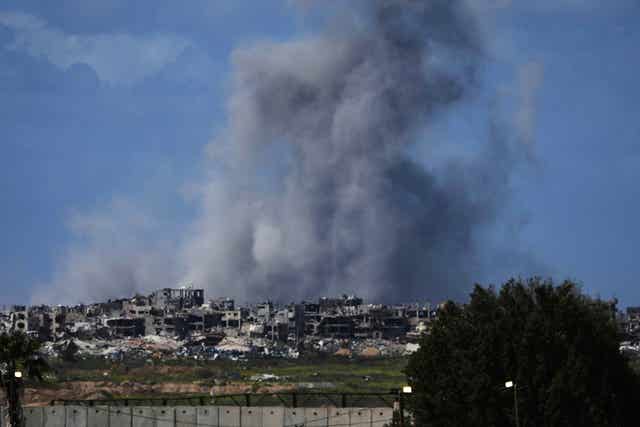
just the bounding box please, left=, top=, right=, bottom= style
left=3, top=287, right=441, bottom=360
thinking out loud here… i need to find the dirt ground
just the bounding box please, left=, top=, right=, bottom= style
left=2, top=382, right=296, bottom=407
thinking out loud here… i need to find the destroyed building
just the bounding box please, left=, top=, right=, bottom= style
left=3, top=286, right=441, bottom=360
left=151, top=286, right=204, bottom=311
left=6, top=290, right=638, bottom=361
left=10, top=305, right=28, bottom=334
left=624, top=307, right=640, bottom=342
left=105, top=317, right=145, bottom=337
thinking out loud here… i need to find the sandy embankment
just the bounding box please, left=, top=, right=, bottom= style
left=2, top=382, right=296, bottom=407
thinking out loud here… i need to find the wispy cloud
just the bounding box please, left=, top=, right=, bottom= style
left=0, top=11, right=191, bottom=85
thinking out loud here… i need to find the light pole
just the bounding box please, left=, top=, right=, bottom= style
left=392, top=386, right=413, bottom=427
left=10, top=371, right=24, bottom=427
left=505, top=381, right=520, bottom=427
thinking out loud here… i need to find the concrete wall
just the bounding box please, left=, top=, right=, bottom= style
left=196, top=407, right=218, bottom=427
left=372, top=408, right=394, bottom=427
left=44, top=407, right=65, bottom=427
left=87, top=407, right=108, bottom=427
left=152, top=407, right=174, bottom=427
left=9, top=406, right=396, bottom=427
left=283, top=408, right=304, bottom=427
left=132, top=407, right=154, bottom=427
left=24, top=407, right=44, bottom=427
left=328, top=408, right=349, bottom=427
left=65, top=406, right=87, bottom=427
left=175, top=407, right=196, bottom=427
left=350, top=408, right=373, bottom=427
left=304, top=407, right=327, bottom=427
left=218, top=407, right=240, bottom=427
left=259, top=408, right=282, bottom=427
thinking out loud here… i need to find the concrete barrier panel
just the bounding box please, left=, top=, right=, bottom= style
left=261, top=407, right=284, bottom=427
left=87, top=407, right=109, bottom=427
left=175, top=407, right=196, bottom=427
left=327, top=408, right=348, bottom=427
left=240, top=407, right=261, bottom=427
left=304, top=408, right=327, bottom=427
left=218, top=407, right=240, bottom=427
left=153, top=407, right=175, bottom=427
left=196, top=407, right=218, bottom=427
left=28, top=404, right=396, bottom=427
left=132, top=407, right=154, bottom=427
left=110, top=407, right=132, bottom=427
left=283, top=408, right=304, bottom=427
left=371, top=408, right=393, bottom=427
left=66, top=406, right=88, bottom=427
left=44, top=407, right=65, bottom=427
left=348, top=408, right=371, bottom=427
left=25, top=407, right=44, bottom=427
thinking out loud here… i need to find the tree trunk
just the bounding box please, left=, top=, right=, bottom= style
left=7, top=379, right=24, bottom=427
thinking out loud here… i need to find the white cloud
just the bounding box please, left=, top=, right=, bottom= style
left=0, top=11, right=191, bottom=85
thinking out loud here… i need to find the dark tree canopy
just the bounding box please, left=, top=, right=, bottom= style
left=405, top=278, right=640, bottom=427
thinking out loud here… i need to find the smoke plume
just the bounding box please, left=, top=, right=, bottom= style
left=181, top=0, right=522, bottom=303
left=37, top=0, right=535, bottom=305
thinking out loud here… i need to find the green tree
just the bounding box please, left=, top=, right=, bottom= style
left=0, top=333, right=50, bottom=427
left=405, top=278, right=640, bottom=427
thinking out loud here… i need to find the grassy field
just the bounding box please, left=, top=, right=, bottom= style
left=44, top=356, right=409, bottom=395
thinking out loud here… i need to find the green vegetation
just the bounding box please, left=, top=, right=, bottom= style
left=46, top=356, right=408, bottom=394
left=237, top=357, right=408, bottom=392
left=406, top=277, right=640, bottom=427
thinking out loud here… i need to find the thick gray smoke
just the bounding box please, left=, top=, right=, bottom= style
left=181, top=0, right=520, bottom=303
left=35, top=0, right=533, bottom=305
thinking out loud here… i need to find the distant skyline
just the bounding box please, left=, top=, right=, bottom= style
left=1, top=1, right=639, bottom=306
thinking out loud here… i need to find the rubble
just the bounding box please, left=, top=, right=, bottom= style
left=215, top=337, right=253, bottom=354
left=334, top=348, right=352, bottom=357
left=404, top=343, right=420, bottom=354
left=620, top=341, right=640, bottom=354
left=249, top=373, right=282, bottom=382
left=4, top=287, right=439, bottom=360
left=41, top=336, right=186, bottom=360
left=359, top=347, right=381, bottom=358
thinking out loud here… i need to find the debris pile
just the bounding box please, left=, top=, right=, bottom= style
left=3, top=287, right=437, bottom=360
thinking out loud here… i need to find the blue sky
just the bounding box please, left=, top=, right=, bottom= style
left=1, top=1, right=639, bottom=305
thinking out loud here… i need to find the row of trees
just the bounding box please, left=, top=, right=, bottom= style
left=406, top=278, right=640, bottom=427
